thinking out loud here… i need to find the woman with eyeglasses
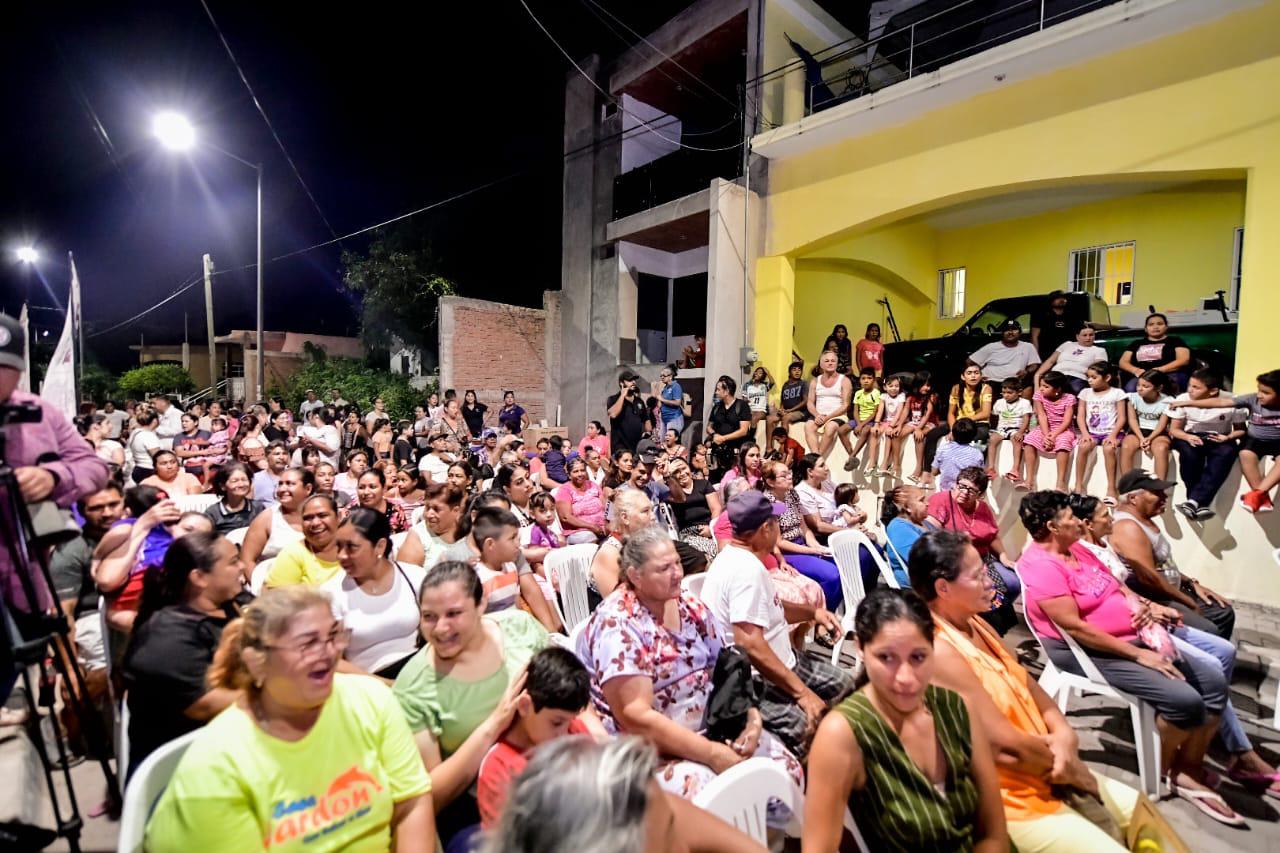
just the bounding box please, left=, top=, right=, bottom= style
left=926, top=466, right=1021, bottom=635
left=145, top=586, right=436, bottom=851
left=652, top=364, right=685, bottom=441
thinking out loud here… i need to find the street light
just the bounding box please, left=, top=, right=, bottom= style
left=153, top=111, right=264, bottom=402
left=15, top=246, right=38, bottom=264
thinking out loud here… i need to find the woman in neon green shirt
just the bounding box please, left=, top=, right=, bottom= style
left=265, top=494, right=343, bottom=588
left=145, top=586, right=435, bottom=851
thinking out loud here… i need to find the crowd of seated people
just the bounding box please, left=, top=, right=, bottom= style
left=33, top=365, right=1277, bottom=852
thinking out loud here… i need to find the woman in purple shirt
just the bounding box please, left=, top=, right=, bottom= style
left=497, top=391, right=529, bottom=435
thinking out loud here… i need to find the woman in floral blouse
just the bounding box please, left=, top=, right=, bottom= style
left=577, top=525, right=801, bottom=801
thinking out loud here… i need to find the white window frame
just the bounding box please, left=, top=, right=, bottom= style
left=1067, top=240, right=1136, bottom=306
left=1229, top=227, right=1244, bottom=310
left=937, top=267, right=966, bottom=319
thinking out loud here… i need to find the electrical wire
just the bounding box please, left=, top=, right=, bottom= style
left=198, top=0, right=342, bottom=243
left=86, top=273, right=204, bottom=339
left=517, top=0, right=743, bottom=154
left=578, top=0, right=740, bottom=110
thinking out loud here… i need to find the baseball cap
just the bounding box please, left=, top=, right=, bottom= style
left=726, top=491, right=785, bottom=536
left=481, top=428, right=499, bottom=439
left=1117, top=469, right=1176, bottom=493
left=998, top=319, right=1023, bottom=332
left=618, top=370, right=640, bottom=383
left=0, top=314, right=24, bottom=372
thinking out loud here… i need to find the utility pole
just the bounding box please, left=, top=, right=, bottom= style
left=182, top=312, right=190, bottom=373
left=203, top=253, right=217, bottom=393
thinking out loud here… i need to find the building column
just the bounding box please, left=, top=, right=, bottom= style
left=1236, top=162, right=1280, bottom=385
left=754, top=255, right=796, bottom=378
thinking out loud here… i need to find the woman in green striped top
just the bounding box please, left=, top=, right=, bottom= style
left=802, top=589, right=1008, bottom=852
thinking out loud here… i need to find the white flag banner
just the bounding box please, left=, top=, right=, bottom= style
left=17, top=303, right=31, bottom=393
left=40, top=264, right=80, bottom=419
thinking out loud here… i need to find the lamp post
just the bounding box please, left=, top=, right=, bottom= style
left=153, top=111, right=265, bottom=402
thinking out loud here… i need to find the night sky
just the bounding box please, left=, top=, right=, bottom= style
left=1, top=0, right=698, bottom=370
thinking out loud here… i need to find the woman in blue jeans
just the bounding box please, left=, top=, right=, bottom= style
left=758, top=460, right=880, bottom=609
left=653, top=363, right=684, bottom=439
left=1073, top=494, right=1280, bottom=798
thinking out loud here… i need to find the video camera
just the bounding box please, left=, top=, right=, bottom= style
left=0, top=400, right=42, bottom=427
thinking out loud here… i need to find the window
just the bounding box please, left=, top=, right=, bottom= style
left=937, top=268, right=966, bottom=319
left=1230, top=227, right=1244, bottom=310
left=633, top=272, right=706, bottom=365
left=1069, top=241, right=1135, bottom=305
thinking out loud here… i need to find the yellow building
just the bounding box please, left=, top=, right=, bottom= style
left=748, top=0, right=1280, bottom=604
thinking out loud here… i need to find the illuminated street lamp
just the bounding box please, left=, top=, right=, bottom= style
left=153, top=111, right=264, bottom=401
left=15, top=246, right=38, bottom=264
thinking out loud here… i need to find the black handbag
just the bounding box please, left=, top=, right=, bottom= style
left=702, top=646, right=761, bottom=743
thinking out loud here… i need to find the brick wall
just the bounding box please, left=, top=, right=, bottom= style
left=439, top=294, right=559, bottom=427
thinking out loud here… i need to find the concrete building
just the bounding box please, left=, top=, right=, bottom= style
left=560, top=0, right=1280, bottom=605
left=559, top=0, right=766, bottom=440
left=743, top=0, right=1280, bottom=606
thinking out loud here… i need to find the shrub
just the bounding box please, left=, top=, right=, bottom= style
left=271, top=355, right=431, bottom=421
left=117, top=363, right=196, bottom=397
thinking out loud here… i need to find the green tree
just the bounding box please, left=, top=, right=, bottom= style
left=117, top=363, right=196, bottom=398
left=270, top=353, right=431, bottom=421
left=341, top=230, right=456, bottom=353
left=80, top=362, right=118, bottom=403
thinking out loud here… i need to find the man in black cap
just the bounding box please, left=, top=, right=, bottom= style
left=0, top=313, right=110, bottom=613
left=606, top=370, right=651, bottom=456
left=698, top=490, right=849, bottom=758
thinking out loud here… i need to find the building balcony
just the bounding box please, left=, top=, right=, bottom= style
left=752, top=0, right=1256, bottom=160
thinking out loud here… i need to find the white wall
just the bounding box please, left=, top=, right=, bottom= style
left=621, top=94, right=682, bottom=173
left=705, top=178, right=764, bottom=419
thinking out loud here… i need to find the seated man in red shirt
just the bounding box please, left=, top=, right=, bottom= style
left=477, top=647, right=598, bottom=829
left=768, top=427, right=807, bottom=467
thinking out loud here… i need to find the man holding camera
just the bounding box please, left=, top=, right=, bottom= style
left=606, top=370, right=652, bottom=456
left=0, top=313, right=110, bottom=612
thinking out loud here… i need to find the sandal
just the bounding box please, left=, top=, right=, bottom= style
left=1003, top=472, right=1021, bottom=483
left=1169, top=778, right=1246, bottom=827
left=1103, top=496, right=1118, bottom=507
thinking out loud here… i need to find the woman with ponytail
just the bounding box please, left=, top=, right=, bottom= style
left=145, top=586, right=436, bottom=852
left=121, top=531, right=246, bottom=774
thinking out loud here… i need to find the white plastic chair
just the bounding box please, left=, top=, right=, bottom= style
left=545, top=543, right=597, bottom=631
left=174, top=493, right=219, bottom=514
left=1015, top=567, right=1162, bottom=797
left=388, top=530, right=409, bottom=560
left=117, top=728, right=201, bottom=853
left=681, top=572, right=707, bottom=599
left=880, top=531, right=907, bottom=589
left=249, top=558, right=275, bottom=595
left=117, top=693, right=131, bottom=788
left=692, top=757, right=804, bottom=841
left=843, top=807, right=872, bottom=853
left=224, top=526, right=249, bottom=547
left=827, top=529, right=872, bottom=665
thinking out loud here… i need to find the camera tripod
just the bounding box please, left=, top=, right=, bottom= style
left=0, top=435, right=120, bottom=853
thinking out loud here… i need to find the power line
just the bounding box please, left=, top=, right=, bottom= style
left=198, top=0, right=342, bottom=243
left=517, top=0, right=743, bottom=154
left=86, top=273, right=204, bottom=339
left=578, top=0, right=740, bottom=110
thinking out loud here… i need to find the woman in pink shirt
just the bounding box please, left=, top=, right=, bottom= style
left=576, top=420, right=610, bottom=457
left=554, top=457, right=607, bottom=545
left=1015, top=490, right=1242, bottom=826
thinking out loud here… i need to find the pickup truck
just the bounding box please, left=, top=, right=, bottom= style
left=882, top=292, right=1238, bottom=388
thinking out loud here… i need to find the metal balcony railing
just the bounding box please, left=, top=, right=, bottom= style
left=762, top=0, right=1126, bottom=120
